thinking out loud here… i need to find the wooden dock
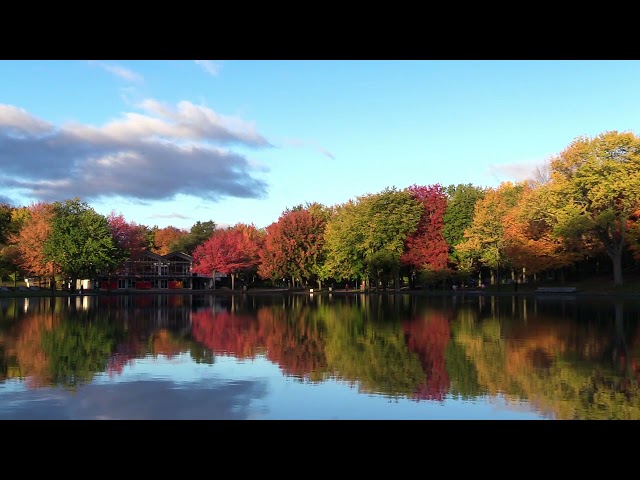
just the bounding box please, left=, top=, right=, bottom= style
left=534, top=287, right=577, bottom=294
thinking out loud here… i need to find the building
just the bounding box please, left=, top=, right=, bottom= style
left=97, top=250, right=206, bottom=290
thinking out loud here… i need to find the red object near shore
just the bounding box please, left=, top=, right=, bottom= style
left=101, top=280, right=119, bottom=290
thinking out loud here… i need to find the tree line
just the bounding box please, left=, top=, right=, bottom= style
left=1, top=130, right=639, bottom=290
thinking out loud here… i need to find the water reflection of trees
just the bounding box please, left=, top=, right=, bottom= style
left=189, top=294, right=640, bottom=418
left=0, top=296, right=211, bottom=389
left=403, top=309, right=452, bottom=401
left=190, top=294, right=451, bottom=399
left=450, top=297, right=640, bottom=419
left=191, top=302, right=329, bottom=381
left=3, top=294, right=640, bottom=418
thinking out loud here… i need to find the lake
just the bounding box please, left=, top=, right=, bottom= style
left=1, top=291, right=638, bottom=420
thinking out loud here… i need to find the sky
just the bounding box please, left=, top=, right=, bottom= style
left=1, top=60, right=640, bottom=231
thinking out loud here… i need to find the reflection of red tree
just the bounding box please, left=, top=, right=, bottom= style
left=257, top=307, right=327, bottom=378
left=107, top=354, right=136, bottom=377
left=403, top=311, right=451, bottom=401
left=191, top=309, right=264, bottom=358
left=190, top=307, right=327, bottom=379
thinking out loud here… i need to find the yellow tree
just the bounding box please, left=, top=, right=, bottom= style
left=542, top=131, right=640, bottom=286
left=455, top=182, right=524, bottom=285
left=503, top=182, right=586, bottom=280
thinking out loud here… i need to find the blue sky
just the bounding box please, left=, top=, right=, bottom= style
left=1, top=60, right=639, bottom=230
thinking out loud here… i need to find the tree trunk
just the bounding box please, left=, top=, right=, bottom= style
left=394, top=271, right=400, bottom=292
left=231, top=272, right=235, bottom=291
left=611, top=247, right=624, bottom=286
left=212, top=270, right=216, bottom=290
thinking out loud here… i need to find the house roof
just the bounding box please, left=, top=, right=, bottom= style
left=137, top=250, right=165, bottom=262
left=164, top=251, right=193, bottom=262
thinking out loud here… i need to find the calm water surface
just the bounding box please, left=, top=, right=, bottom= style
left=1, top=292, right=638, bottom=420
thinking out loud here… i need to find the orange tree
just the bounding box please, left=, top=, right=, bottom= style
left=258, top=205, right=328, bottom=289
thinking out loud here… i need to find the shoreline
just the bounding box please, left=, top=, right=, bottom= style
left=1, top=286, right=639, bottom=299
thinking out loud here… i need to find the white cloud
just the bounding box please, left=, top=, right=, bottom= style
left=0, top=100, right=271, bottom=204
left=0, top=104, right=53, bottom=136
left=91, top=61, right=144, bottom=83
left=195, top=60, right=222, bottom=77
left=487, top=158, right=551, bottom=184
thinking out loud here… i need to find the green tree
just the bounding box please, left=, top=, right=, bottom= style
left=0, top=203, right=13, bottom=246
left=443, top=184, right=485, bottom=270
left=41, top=316, right=120, bottom=389
left=42, top=198, right=120, bottom=292
left=0, top=203, right=16, bottom=283
left=323, top=200, right=365, bottom=283
left=172, top=220, right=217, bottom=255
left=542, top=131, right=640, bottom=286
left=324, top=187, right=422, bottom=290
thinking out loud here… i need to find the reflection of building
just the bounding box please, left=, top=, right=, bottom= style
left=97, top=250, right=212, bottom=290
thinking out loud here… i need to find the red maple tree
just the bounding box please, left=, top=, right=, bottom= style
left=191, top=223, right=262, bottom=290
left=107, top=211, right=150, bottom=264
left=401, top=184, right=449, bottom=273
left=258, top=207, right=326, bottom=287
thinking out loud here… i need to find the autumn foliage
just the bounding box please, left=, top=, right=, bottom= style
left=107, top=211, right=150, bottom=265
left=258, top=207, right=327, bottom=285
left=192, top=223, right=263, bottom=289
left=502, top=184, right=579, bottom=274
left=191, top=309, right=264, bottom=358
left=403, top=311, right=452, bottom=401
left=401, top=184, right=449, bottom=272
left=152, top=226, right=189, bottom=255
left=10, top=202, right=56, bottom=278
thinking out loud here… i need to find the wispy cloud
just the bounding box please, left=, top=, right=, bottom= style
left=283, top=138, right=335, bottom=160
left=90, top=61, right=144, bottom=83
left=148, top=213, right=192, bottom=220
left=317, top=146, right=335, bottom=160
left=0, top=100, right=271, bottom=204
left=487, top=158, right=550, bottom=184
left=195, top=60, right=222, bottom=77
